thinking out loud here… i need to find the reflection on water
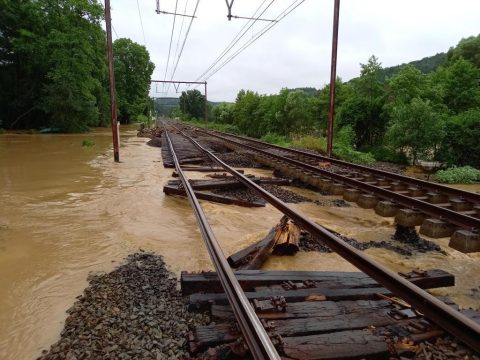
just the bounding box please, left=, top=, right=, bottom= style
left=0, top=129, right=479, bottom=359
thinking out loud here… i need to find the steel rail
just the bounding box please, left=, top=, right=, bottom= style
left=172, top=124, right=480, bottom=352
left=204, top=129, right=480, bottom=204
left=193, top=128, right=480, bottom=231
left=163, top=127, right=280, bottom=360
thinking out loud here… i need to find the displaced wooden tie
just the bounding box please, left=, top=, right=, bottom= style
left=226, top=216, right=301, bottom=270
left=181, top=269, right=474, bottom=359
left=163, top=178, right=290, bottom=208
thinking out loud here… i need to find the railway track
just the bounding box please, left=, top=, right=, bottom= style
left=162, top=122, right=480, bottom=356
left=185, top=126, right=480, bottom=253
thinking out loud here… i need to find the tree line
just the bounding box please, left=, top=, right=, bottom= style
left=0, top=0, right=154, bottom=132
left=178, top=34, right=480, bottom=168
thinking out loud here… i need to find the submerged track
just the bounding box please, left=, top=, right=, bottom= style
left=163, top=122, right=480, bottom=353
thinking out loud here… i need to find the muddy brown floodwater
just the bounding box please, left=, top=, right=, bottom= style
left=1, top=128, right=479, bottom=359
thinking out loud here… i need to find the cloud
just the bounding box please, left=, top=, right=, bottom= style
left=109, top=0, right=480, bottom=101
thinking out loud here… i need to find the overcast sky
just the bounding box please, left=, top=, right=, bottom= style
left=108, top=0, right=480, bottom=102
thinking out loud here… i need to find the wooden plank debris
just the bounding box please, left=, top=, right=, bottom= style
left=281, top=330, right=389, bottom=360
left=163, top=185, right=265, bottom=207
left=181, top=269, right=454, bottom=296
left=272, top=217, right=300, bottom=255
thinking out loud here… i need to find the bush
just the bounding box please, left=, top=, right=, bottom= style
left=136, top=114, right=151, bottom=128
left=291, top=135, right=327, bottom=153
left=291, top=134, right=375, bottom=165
left=261, top=133, right=291, bottom=147
left=333, top=144, right=376, bottom=165
left=432, top=166, right=480, bottom=184
left=81, top=138, right=95, bottom=147
left=367, top=146, right=409, bottom=164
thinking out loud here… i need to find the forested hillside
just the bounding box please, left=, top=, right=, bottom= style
left=0, top=0, right=154, bottom=132
left=180, top=34, right=480, bottom=170
left=382, top=53, right=447, bottom=79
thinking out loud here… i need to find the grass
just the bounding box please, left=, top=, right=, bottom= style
left=261, top=133, right=291, bottom=147
left=432, top=166, right=480, bottom=184
left=81, top=138, right=95, bottom=147
left=291, top=135, right=375, bottom=165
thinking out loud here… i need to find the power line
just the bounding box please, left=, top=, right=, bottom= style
left=136, top=0, right=147, bottom=45
left=171, top=0, right=190, bottom=78
left=200, top=0, right=305, bottom=83
left=112, top=24, right=119, bottom=39
left=192, top=0, right=274, bottom=83
left=166, top=0, right=200, bottom=92
left=163, top=0, right=180, bottom=91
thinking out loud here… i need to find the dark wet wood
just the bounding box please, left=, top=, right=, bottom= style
left=192, top=311, right=394, bottom=351
left=227, top=237, right=274, bottom=268
left=167, top=177, right=289, bottom=191
left=163, top=185, right=265, bottom=207
left=240, top=227, right=277, bottom=270
left=181, top=269, right=454, bottom=296
left=188, top=287, right=393, bottom=311
left=211, top=299, right=391, bottom=320
left=174, top=167, right=245, bottom=173
left=281, top=330, right=389, bottom=360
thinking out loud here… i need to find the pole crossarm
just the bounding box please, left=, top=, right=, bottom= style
left=151, top=79, right=206, bottom=85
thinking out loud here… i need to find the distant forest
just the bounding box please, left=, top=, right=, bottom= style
left=178, top=34, right=480, bottom=169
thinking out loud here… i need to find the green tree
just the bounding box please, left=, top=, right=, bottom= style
left=446, top=34, right=480, bottom=69
left=386, top=98, right=445, bottom=164
left=113, top=38, right=154, bottom=123
left=0, top=0, right=110, bottom=132
left=437, top=109, right=480, bottom=167
left=179, top=89, right=206, bottom=119
left=436, top=58, right=480, bottom=114
left=337, top=55, right=388, bottom=148
left=212, top=102, right=235, bottom=123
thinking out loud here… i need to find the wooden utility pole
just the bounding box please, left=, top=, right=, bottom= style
left=105, top=0, right=120, bottom=162
left=327, top=0, right=340, bottom=158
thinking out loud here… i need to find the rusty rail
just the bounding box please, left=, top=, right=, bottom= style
left=204, top=129, right=480, bottom=205
left=170, top=123, right=480, bottom=352
left=163, top=127, right=280, bottom=360
left=193, top=128, right=480, bottom=231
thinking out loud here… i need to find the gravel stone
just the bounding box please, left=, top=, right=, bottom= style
left=38, top=252, right=210, bottom=360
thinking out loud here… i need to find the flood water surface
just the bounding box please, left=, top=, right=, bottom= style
left=1, top=129, right=479, bottom=359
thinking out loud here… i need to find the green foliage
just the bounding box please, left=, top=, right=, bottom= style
left=436, top=109, right=480, bottom=167
left=81, top=138, right=95, bottom=147
left=211, top=102, right=235, bottom=124
left=382, top=53, right=446, bottom=79
left=136, top=114, right=151, bottom=128
left=338, top=56, right=388, bottom=148
left=261, top=133, right=291, bottom=147
left=386, top=98, right=445, bottom=164
left=0, top=128, right=5, bottom=134
left=333, top=144, right=376, bottom=165
left=367, top=146, right=409, bottom=164
left=114, top=38, right=154, bottom=123
left=432, top=166, right=480, bottom=184
left=0, top=1, right=153, bottom=132
left=179, top=90, right=206, bottom=119
left=436, top=58, right=480, bottom=113
left=291, top=136, right=327, bottom=153
left=446, top=34, right=480, bottom=68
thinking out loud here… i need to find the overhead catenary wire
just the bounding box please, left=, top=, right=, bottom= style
left=200, top=0, right=305, bottom=83
left=169, top=0, right=190, bottom=92
left=192, top=0, right=274, bottom=83
left=166, top=0, right=200, bottom=93
left=163, top=0, right=180, bottom=91
left=136, top=0, right=147, bottom=46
